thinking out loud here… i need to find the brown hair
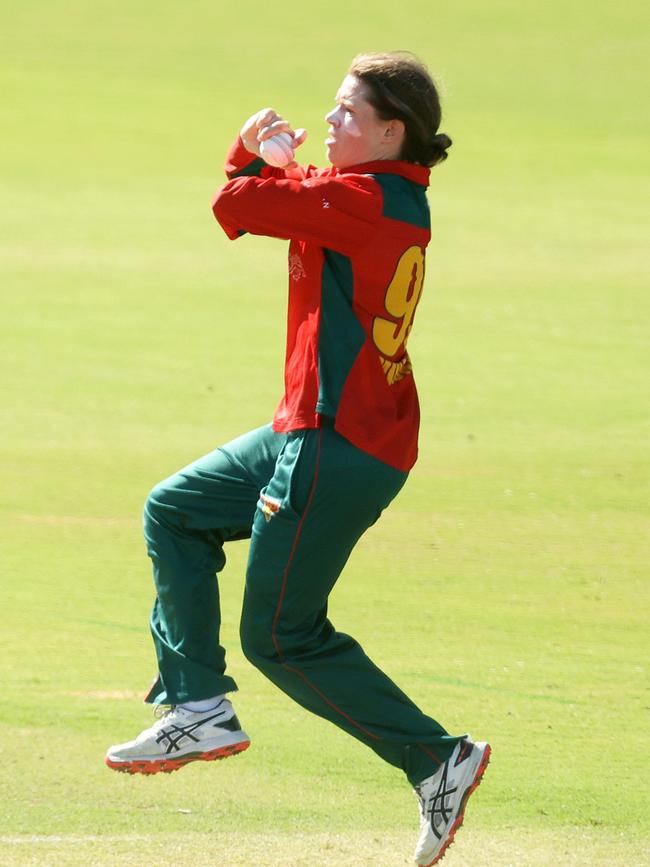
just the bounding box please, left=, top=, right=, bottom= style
left=349, top=51, right=452, bottom=167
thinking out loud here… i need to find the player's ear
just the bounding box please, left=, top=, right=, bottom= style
left=384, top=119, right=405, bottom=142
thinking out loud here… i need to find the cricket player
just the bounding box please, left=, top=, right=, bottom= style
left=105, top=52, right=490, bottom=866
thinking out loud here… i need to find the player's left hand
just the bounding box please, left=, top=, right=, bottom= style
left=240, top=108, right=308, bottom=160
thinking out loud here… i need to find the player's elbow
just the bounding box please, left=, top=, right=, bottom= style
left=211, top=187, right=244, bottom=240
left=211, top=187, right=228, bottom=223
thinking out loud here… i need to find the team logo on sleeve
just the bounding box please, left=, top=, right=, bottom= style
left=258, top=493, right=281, bottom=522
left=288, top=253, right=306, bottom=281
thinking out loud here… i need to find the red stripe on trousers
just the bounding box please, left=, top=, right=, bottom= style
left=418, top=743, right=442, bottom=765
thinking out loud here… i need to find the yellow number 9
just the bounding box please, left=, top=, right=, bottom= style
left=372, top=246, right=425, bottom=358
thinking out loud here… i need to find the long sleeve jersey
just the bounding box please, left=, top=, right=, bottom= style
left=212, top=137, right=432, bottom=472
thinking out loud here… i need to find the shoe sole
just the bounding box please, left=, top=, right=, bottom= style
left=105, top=738, right=250, bottom=775
left=419, top=743, right=492, bottom=867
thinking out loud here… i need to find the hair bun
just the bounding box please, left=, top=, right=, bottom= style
left=432, top=133, right=452, bottom=150
left=428, top=132, right=452, bottom=164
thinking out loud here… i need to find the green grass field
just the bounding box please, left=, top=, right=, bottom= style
left=2, top=1, right=649, bottom=864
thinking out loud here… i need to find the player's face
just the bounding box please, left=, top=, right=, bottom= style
left=325, top=75, right=393, bottom=168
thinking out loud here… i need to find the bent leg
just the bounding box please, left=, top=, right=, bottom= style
left=144, top=425, right=282, bottom=705
left=240, top=425, right=463, bottom=786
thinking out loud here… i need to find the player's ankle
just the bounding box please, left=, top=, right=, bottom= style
left=179, top=695, right=226, bottom=713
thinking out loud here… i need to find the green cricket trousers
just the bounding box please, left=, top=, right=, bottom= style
left=142, top=421, right=462, bottom=786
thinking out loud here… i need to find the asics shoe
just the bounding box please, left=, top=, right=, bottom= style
left=105, top=698, right=250, bottom=775
left=413, top=737, right=491, bottom=866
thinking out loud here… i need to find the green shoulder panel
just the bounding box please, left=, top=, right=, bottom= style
left=369, top=173, right=430, bottom=230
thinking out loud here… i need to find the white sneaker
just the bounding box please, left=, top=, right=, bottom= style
left=105, top=698, right=250, bottom=775
left=413, top=737, right=491, bottom=866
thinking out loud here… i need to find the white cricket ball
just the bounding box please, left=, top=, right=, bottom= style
left=259, top=132, right=295, bottom=168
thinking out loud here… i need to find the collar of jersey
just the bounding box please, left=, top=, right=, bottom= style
left=334, top=160, right=430, bottom=187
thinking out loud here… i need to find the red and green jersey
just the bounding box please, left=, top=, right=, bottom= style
left=212, top=137, right=432, bottom=472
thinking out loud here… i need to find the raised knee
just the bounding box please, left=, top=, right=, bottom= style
left=239, top=609, right=277, bottom=669
left=144, top=482, right=163, bottom=521
left=143, top=478, right=179, bottom=537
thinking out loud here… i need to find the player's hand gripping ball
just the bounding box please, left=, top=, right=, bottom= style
left=259, top=132, right=295, bottom=168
